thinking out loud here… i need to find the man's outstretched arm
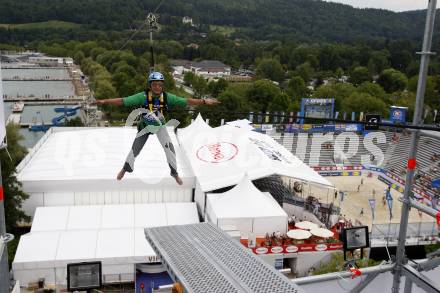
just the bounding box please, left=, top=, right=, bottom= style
left=95, top=98, right=123, bottom=106
left=186, top=98, right=220, bottom=106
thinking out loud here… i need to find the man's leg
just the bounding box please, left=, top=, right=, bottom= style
left=117, top=131, right=150, bottom=180
left=156, top=126, right=182, bottom=185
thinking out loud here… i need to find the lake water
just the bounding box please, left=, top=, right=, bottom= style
left=3, top=102, right=83, bottom=149
left=2, top=68, right=70, bottom=79
left=3, top=80, right=75, bottom=98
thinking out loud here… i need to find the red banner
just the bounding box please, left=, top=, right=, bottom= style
left=0, top=186, right=3, bottom=201
left=250, top=243, right=343, bottom=255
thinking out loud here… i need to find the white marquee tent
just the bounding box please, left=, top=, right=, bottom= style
left=15, top=127, right=195, bottom=217
left=178, top=115, right=333, bottom=215
left=205, top=176, right=288, bottom=237
left=178, top=115, right=332, bottom=192
left=12, top=202, right=199, bottom=286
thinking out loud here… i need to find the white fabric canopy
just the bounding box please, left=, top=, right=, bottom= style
left=287, top=229, right=312, bottom=240
left=206, top=176, right=288, bottom=236
left=178, top=117, right=333, bottom=192
left=310, top=227, right=334, bottom=238
left=295, top=221, right=319, bottom=230
left=13, top=203, right=199, bottom=285
left=16, top=127, right=195, bottom=190
left=226, top=119, right=254, bottom=131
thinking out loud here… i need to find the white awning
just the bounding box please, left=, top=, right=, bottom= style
left=16, top=127, right=195, bottom=191
left=206, top=176, right=288, bottom=236
left=178, top=117, right=333, bottom=192
left=14, top=203, right=200, bottom=273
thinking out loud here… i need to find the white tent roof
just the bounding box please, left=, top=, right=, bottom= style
left=16, top=127, right=195, bottom=191
left=206, top=176, right=288, bottom=236
left=207, top=177, right=287, bottom=219
left=178, top=119, right=333, bottom=192
left=178, top=114, right=212, bottom=146
left=14, top=203, right=199, bottom=271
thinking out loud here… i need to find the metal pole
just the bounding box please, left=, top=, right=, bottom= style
left=0, top=57, right=10, bottom=293
left=392, top=1, right=437, bottom=292
left=398, top=197, right=440, bottom=218
left=0, top=160, right=9, bottom=293
left=291, top=263, right=394, bottom=285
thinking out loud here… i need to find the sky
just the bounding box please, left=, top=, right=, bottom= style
left=325, top=0, right=432, bottom=12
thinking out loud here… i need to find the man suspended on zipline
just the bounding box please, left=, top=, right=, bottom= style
left=95, top=71, right=219, bottom=185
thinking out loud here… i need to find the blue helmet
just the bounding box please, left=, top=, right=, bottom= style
left=148, top=71, right=165, bottom=83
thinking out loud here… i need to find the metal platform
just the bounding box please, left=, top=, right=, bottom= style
left=145, top=223, right=303, bottom=293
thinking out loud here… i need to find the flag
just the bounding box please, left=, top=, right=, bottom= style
left=334, top=111, right=339, bottom=119
left=340, top=191, right=345, bottom=202
left=265, top=111, right=270, bottom=123
left=280, top=111, right=285, bottom=123
left=351, top=112, right=356, bottom=121
left=0, top=64, right=5, bottom=147
left=387, top=194, right=393, bottom=220
left=359, top=112, right=364, bottom=122
left=289, top=111, right=294, bottom=123
left=343, top=112, right=347, bottom=120
left=248, top=112, right=254, bottom=123
left=273, top=111, right=278, bottom=123
left=386, top=189, right=392, bottom=201
left=368, top=198, right=376, bottom=220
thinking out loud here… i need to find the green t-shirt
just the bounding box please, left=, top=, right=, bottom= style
left=122, top=91, right=187, bottom=129
left=123, top=91, right=187, bottom=107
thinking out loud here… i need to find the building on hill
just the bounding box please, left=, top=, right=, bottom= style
left=191, top=60, right=231, bottom=78
left=182, top=16, right=193, bottom=26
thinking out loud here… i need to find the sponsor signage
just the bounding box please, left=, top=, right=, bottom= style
left=365, top=114, right=381, bottom=130
left=285, top=245, right=299, bottom=253
left=315, top=244, right=328, bottom=251
left=196, top=142, right=238, bottom=163
left=390, top=106, right=408, bottom=124
left=254, top=247, right=269, bottom=254
left=270, top=246, right=284, bottom=254
left=250, top=243, right=342, bottom=255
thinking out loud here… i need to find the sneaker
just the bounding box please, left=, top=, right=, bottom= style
left=117, top=169, right=126, bottom=180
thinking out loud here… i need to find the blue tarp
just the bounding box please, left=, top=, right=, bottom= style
left=136, top=272, right=173, bottom=293
left=432, top=178, right=440, bottom=189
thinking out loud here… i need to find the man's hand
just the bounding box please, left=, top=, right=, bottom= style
left=89, top=100, right=104, bottom=106
left=204, top=98, right=220, bottom=105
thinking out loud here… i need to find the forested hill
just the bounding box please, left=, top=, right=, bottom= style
left=0, top=0, right=438, bottom=42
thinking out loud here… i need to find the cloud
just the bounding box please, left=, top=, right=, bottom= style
left=325, top=0, right=430, bottom=12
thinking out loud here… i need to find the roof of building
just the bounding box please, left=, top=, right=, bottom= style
left=16, top=127, right=195, bottom=191
left=192, top=60, right=230, bottom=69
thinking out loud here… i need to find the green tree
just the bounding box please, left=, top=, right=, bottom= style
left=294, top=62, right=314, bottom=82
left=377, top=68, right=408, bottom=93
left=256, top=58, right=284, bottom=82
left=247, top=79, right=281, bottom=112
left=356, top=82, right=386, bottom=100
left=367, top=50, right=390, bottom=74
left=65, top=117, right=85, bottom=126
left=268, top=93, right=290, bottom=112
left=198, top=89, right=251, bottom=126
left=407, top=75, right=439, bottom=108
left=207, top=78, right=228, bottom=98
left=1, top=124, right=30, bottom=232
left=349, top=66, right=372, bottom=86
left=191, top=75, right=208, bottom=98
left=286, top=76, right=310, bottom=99
left=341, top=92, right=387, bottom=116
left=183, top=72, right=195, bottom=86
left=314, top=82, right=356, bottom=109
